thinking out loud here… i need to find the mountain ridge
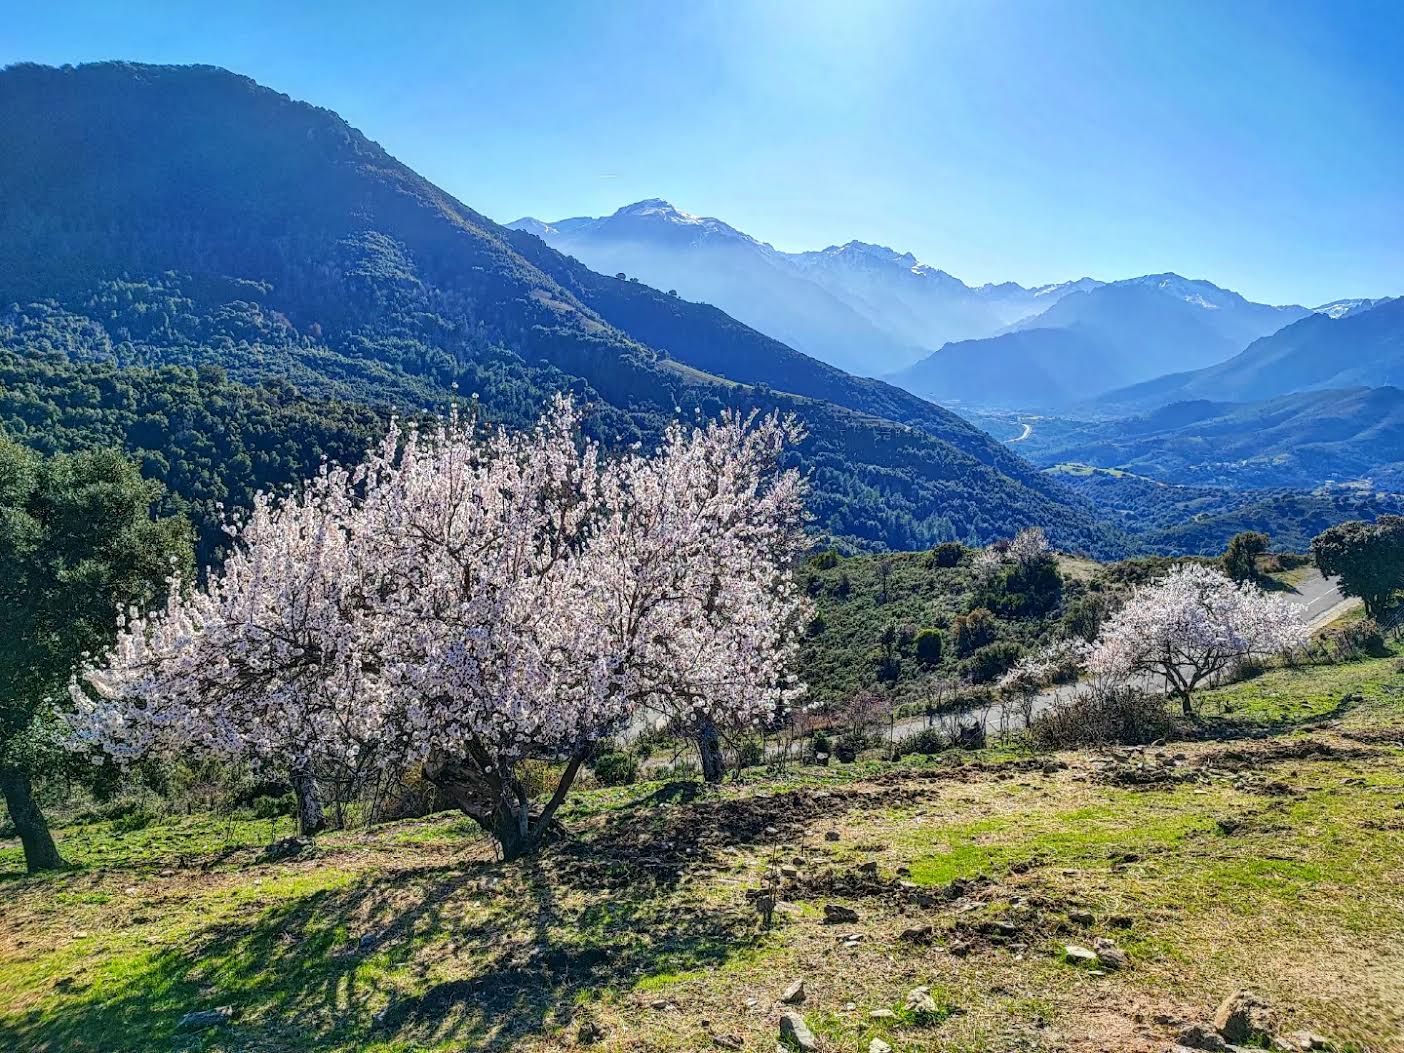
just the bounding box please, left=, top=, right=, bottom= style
left=0, top=60, right=1123, bottom=556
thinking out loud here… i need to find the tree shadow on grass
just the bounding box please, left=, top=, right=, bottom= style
left=0, top=780, right=863, bottom=1053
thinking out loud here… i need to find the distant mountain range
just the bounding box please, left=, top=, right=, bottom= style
left=1097, top=296, right=1404, bottom=413
left=510, top=200, right=1098, bottom=375
left=0, top=61, right=1124, bottom=556
left=891, top=276, right=1313, bottom=410
left=512, top=201, right=1370, bottom=416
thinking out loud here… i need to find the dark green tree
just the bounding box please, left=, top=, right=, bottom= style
left=0, top=437, right=191, bottom=872
left=1222, top=530, right=1270, bottom=582
left=1312, top=517, right=1404, bottom=619
left=914, top=628, right=944, bottom=667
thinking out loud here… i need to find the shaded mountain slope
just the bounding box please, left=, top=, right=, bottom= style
left=1097, top=297, right=1404, bottom=413
left=0, top=61, right=1121, bottom=555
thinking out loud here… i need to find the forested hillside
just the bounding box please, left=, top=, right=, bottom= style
left=0, top=61, right=1121, bottom=555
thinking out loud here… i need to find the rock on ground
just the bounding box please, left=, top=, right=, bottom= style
left=779, top=1010, right=818, bottom=1051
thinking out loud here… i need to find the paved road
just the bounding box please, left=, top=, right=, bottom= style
left=875, top=569, right=1357, bottom=743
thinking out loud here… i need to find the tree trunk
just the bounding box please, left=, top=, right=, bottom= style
left=1177, top=691, right=1195, bottom=718
left=290, top=758, right=327, bottom=837
left=695, top=714, right=725, bottom=784
left=424, top=750, right=585, bottom=861
left=0, top=765, right=65, bottom=873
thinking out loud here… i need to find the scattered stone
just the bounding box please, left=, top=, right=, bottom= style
left=869, top=1040, right=893, bottom=1053
left=823, top=903, right=860, bottom=924
left=824, top=830, right=841, bottom=842
left=1093, top=936, right=1128, bottom=970
left=1214, top=990, right=1275, bottom=1045
left=1276, top=1031, right=1334, bottom=1051
left=869, top=1009, right=898, bottom=1021
left=1062, top=944, right=1098, bottom=967
left=577, top=1016, right=607, bottom=1043
left=899, top=924, right=934, bottom=944
left=857, top=861, right=879, bottom=877
left=177, top=1007, right=234, bottom=1033
left=903, top=986, right=941, bottom=1020
left=712, top=1034, right=744, bottom=1050
left=780, top=979, right=806, bottom=1005
left=260, top=836, right=314, bottom=863
left=780, top=865, right=800, bottom=880
left=1068, top=910, right=1095, bottom=925
left=779, top=1011, right=818, bottom=1051
left=357, top=931, right=380, bottom=953
left=948, top=939, right=971, bottom=956
left=1176, top=1023, right=1231, bottom=1051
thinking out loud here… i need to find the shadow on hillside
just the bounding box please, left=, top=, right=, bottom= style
left=0, top=782, right=858, bottom=1053
left=1189, top=690, right=1363, bottom=742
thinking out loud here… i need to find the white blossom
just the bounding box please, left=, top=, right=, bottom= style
left=1085, top=563, right=1307, bottom=714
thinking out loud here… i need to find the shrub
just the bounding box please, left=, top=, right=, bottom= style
left=914, top=628, right=943, bottom=667
left=973, top=558, right=1062, bottom=618
left=951, top=608, right=997, bottom=657
left=896, top=728, right=946, bottom=756
left=736, top=738, right=764, bottom=768
left=1028, top=686, right=1171, bottom=749
left=251, top=792, right=296, bottom=820
left=111, top=807, right=156, bottom=833
left=962, top=640, right=1023, bottom=683
left=930, top=541, right=966, bottom=568
left=1312, top=617, right=1385, bottom=663
left=811, top=730, right=832, bottom=756
left=591, top=751, right=638, bottom=787
left=811, top=548, right=839, bottom=570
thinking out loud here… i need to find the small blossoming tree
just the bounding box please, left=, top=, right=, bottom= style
left=1086, top=563, right=1307, bottom=716
left=71, top=399, right=810, bottom=859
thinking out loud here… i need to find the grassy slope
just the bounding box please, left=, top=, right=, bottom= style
left=3, top=656, right=1403, bottom=1053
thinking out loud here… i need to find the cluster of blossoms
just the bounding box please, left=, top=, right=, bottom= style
left=70, top=398, right=811, bottom=853
left=1085, top=563, right=1307, bottom=713
left=997, top=637, right=1089, bottom=695
left=973, top=526, right=1050, bottom=579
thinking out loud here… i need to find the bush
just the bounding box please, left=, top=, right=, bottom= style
left=914, top=628, right=943, bottom=667
left=930, top=541, right=966, bottom=568
left=111, top=807, right=157, bottom=833
left=251, top=792, right=296, bottom=820
left=1028, top=686, right=1172, bottom=749
left=973, top=559, right=1062, bottom=618
left=951, top=608, right=997, bottom=657
left=895, top=728, right=946, bottom=756
left=811, top=548, right=839, bottom=570
left=591, top=751, right=638, bottom=787
left=736, top=738, right=764, bottom=768
left=1312, top=617, right=1386, bottom=663
left=811, top=730, right=832, bottom=756
left=962, top=640, right=1023, bottom=683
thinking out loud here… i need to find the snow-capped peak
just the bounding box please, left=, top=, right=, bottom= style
left=1313, top=298, right=1381, bottom=319
left=507, top=216, right=557, bottom=237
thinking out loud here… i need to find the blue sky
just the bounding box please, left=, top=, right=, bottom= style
left=5, top=0, right=1402, bottom=305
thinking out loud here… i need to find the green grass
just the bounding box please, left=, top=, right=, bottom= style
left=3, top=651, right=1403, bottom=1051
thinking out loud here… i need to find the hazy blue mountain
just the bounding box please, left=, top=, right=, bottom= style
left=1098, top=296, right=1404, bottom=413
left=1018, top=385, right=1404, bottom=490
left=889, top=276, right=1310, bottom=410
left=0, top=61, right=1125, bottom=556
left=509, top=201, right=1096, bottom=375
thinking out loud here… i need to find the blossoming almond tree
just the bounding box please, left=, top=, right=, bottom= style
left=73, top=398, right=810, bottom=859
left=69, top=463, right=380, bottom=835
left=1086, top=563, right=1308, bottom=716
